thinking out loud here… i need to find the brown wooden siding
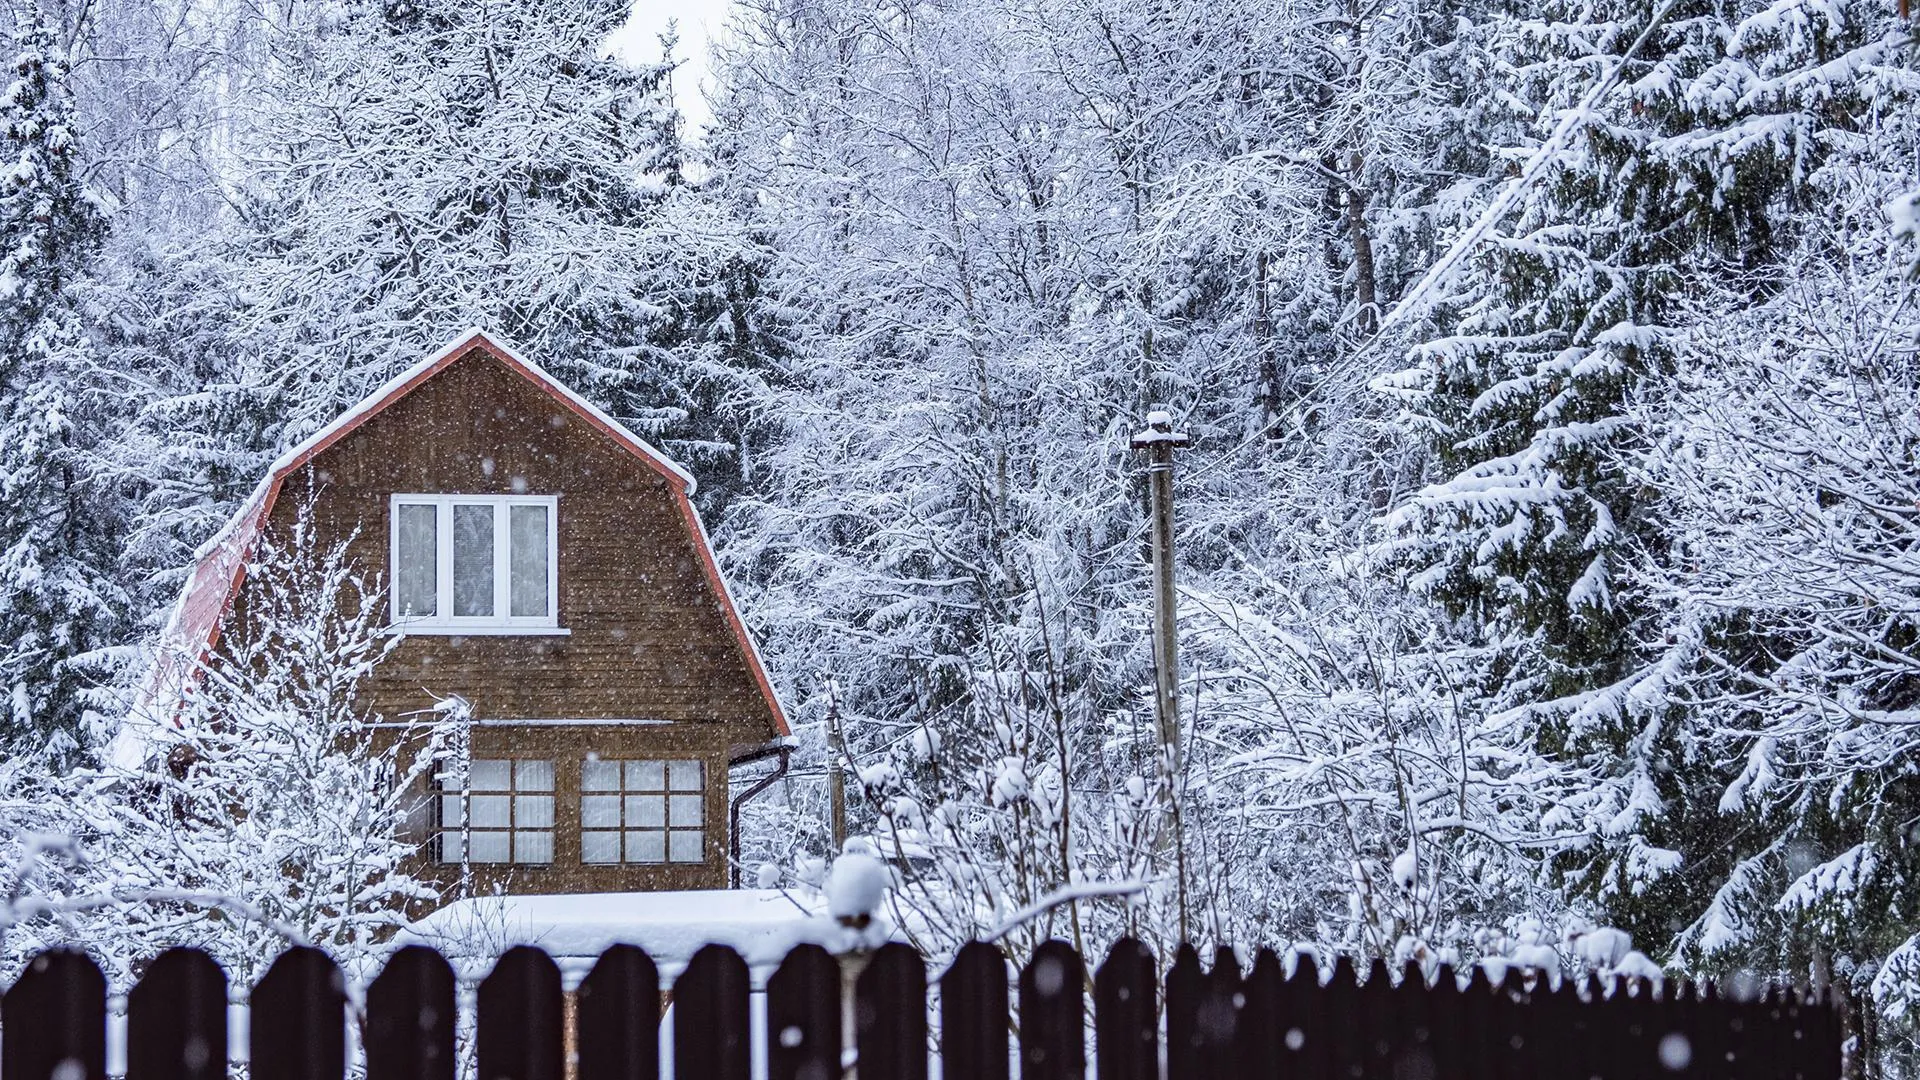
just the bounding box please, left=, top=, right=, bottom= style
left=235, top=348, right=778, bottom=896
left=379, top=721, right=753, bottom=894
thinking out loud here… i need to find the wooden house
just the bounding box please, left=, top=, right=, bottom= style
left=132, top=329, right=789, bottom=897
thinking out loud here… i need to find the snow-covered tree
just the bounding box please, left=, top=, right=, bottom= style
left=0, top=4, right=128, bottom=763
left=1378, top=0, right=1916, bottom=977
left=712, top=0, right=1581, bottom=965
left=1621, top=23, right=1920, bottom=1054
left=213, top=0, right=740, bottom=453
left=12, top=500, right=456, bottom=985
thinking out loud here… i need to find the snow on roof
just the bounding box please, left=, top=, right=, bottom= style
left=392, top=889, right=894, bottom=982
left=113, top=328, right=788, bottom=768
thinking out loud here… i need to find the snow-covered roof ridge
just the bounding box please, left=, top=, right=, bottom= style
left=115, top=328, right=787, bottom=768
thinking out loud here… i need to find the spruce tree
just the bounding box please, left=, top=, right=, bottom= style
left=1385, top=0, right=1916, bottom=963
left=0, top=5, right=124, bottom=762
left=1381, top=0, right=1797, bottom=948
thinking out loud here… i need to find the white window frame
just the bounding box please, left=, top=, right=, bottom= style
left=388, top=494, right=563, bottom=634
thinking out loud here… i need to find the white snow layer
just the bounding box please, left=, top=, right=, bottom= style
left=393, top=888, right=898, bottom=981
left=824, top=853, right=890, bottom=920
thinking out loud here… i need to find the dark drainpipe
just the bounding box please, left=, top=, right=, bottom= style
left=728, top=743, right=792, bottom=889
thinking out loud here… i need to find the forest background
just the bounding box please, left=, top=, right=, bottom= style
left=0, top=0, right=1914, bottom=1070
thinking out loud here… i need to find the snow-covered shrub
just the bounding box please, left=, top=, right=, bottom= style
left=4, top=496, right=457, bottom=986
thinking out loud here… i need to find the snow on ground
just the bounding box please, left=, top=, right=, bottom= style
left=394, top=886, right=896, bottom=984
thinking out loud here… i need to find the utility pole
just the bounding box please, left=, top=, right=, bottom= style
left=1130, top=408, right=1190, bottom=928
left=1130, top=409, right=1189, bottom=774
left=825, top=676, right=847, bottom=853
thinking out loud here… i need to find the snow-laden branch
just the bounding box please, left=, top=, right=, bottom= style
left=984, top=880, right=1151, bottom=945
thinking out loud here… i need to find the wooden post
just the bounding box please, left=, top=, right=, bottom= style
left=825, top=676, right=847, bottom=853
left=1128, top=410, right=1190, bottom=775
left=1129, top=409, right=1190, bottom=925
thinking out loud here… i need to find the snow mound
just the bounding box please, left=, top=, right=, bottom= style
left=826, top=853, right=889, bottom=921
left=1614, top=950, right=1665, bottom=983
left=1570, top=926, right=1633, bottom=969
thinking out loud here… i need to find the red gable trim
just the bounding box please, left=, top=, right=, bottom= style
left=130, top=329, right=788, bottom=748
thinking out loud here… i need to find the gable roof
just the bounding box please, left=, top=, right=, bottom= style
left=119, top=329, right=787, bottom=765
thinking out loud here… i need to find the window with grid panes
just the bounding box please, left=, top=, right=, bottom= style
left=580, top=759, right=705, bottom=864
left=437, top=758, right=554, bottom=864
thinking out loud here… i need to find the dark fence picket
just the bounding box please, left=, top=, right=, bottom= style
left=1493, top=968, right=1535, bottom=1080
left=1324, top=955, right=1364, bottom=1080
left=1017, top=940, right=1084, bottom=1080
left=1781, top=985, right=1805, bottom=1080
left=1666, top=979, right=1701, bottom=1080
left=1538, top=974, right=1580, bottom=1080
left=766, top=943, right=839, bottom=1080
left=1394, top=961, right=1435, bottom=1080
left=1095, top=938, right=1157, bottom=1080
left=1163, top=943, right=1203, bottom=1080
left=1785, top=987, right=1816, bottom=1080
left=476, top=946, right=564, bottom=1080
left=1580, top=974, right=1612, bottom=1080
left=1196, top=948, right=1242, bottom=1080
left=3, top=948, right=107, bottom=1080
left=674, top=945, right=751, bottom=1080
left=1810, top=987, right=1842, bottom=1080
left=577, top=945, right=662, bottom=1080
left=1283, top=952, right=1332, bottom=1080
left=1695, top=980, right=1731, bottom=1080
left=1232, top=949, right=1283, bottom=1080
left=1427, top=964, right=1464, bottom=1080
left=1358, top=958, right=1395, bottom=1080
left=940, top=941, right=1010, bottom=1080
left=126, top=947, right=226, bottom=1080
left=856, top=943, right=928, bottom=1080
left=364, top=945, right=455, bottom=1080
left=1459, top=966, right=1498, bottom=1080
left=248, top=945, right=346, bottom=1080
left=1623, top=978, right=1661, bottom=1078
left=1603, top=975, right=1638, bottom=1080
left=1705, top=981, right=1738, bottom=1080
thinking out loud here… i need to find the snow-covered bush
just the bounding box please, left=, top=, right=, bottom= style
left=4, top=497, right=456, bottom=986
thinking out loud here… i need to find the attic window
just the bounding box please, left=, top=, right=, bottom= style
left=390, top=494, right=559, bottom=632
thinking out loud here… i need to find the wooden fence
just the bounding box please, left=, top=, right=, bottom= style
left=0, top=938, right=1841, bottom=1080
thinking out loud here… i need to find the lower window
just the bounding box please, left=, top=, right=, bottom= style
left=580, top=758, right=705, bottom=864
left=438, top=758, right=555, bottom=864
